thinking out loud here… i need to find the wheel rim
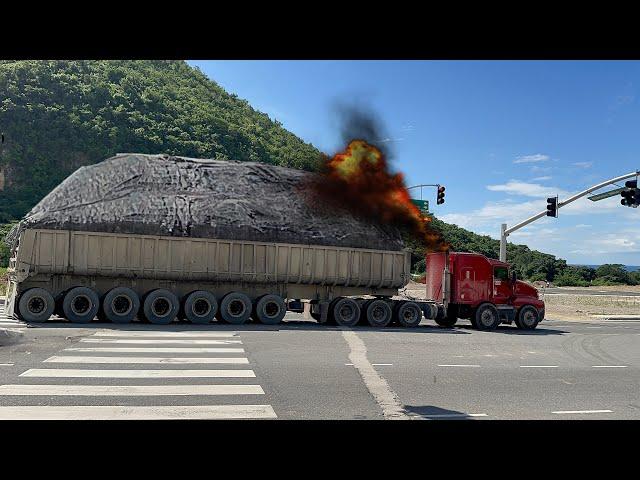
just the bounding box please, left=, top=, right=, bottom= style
left=192, top=298, right=211, bottom=317
left=523, top=310, right=536, bottom=326
left=372, top=305, right=386, bottom=322
left=480, top=309, right=495, bottom=327
left=403, top=306, right=419, bottom=323
left=71, top=295, right=92, bottom=315
left=263, top=301, right=280, bottom=318
left=152, top=298, right=171, bottom=317
left=339, top=304, right=355, bottom=321
left=27, top=296, right=46, bottom=315
left=112, top=295, right=133, bottom=316
left=229, top=300, right=245, bottom=317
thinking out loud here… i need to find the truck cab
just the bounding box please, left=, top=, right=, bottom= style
left=426, top=252, right=545, bottom=330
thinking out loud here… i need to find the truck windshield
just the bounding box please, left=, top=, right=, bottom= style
left=494, top=267, right=509, bottom=281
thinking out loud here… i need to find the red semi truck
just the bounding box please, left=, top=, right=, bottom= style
left=425, top=251, right=545, bottom=330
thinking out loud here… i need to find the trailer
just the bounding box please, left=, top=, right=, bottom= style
left=5, top=228, right=428, bottom=327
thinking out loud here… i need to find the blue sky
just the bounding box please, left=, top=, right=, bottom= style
left=188, top=60, right=639, bottom=265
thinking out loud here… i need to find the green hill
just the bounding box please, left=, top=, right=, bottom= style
left=0, top=60, right=322, bottom=221
left=2, top=59, right=614, bottom=285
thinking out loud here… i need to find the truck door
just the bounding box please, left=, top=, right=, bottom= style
left=492, top=266, right=511, bottom=304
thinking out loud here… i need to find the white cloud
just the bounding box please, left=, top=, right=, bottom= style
left=378, top=137, right=404, bottom=143
left=486, top=180, right=568, bottom=198
left=514, top=154, right=550, bottom=164
left=532, top=176, right=552, bottom=181
left=572, top=161, right=593, bottom=169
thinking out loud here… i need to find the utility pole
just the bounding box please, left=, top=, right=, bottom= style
left=499, top=170, right=639, bottom=262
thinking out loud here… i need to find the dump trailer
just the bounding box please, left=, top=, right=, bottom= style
left=4, top=153, right=428, bottom=328
left=5, top=228, right=423, bottom=326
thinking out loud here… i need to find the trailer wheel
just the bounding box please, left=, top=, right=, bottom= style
left=395, top=301, right=423, bottom=328
left=143, top=289, right=179, bottom=325
left=474, top=303, right=500, bottom=331
left=183, top=291, right=218, bottom=324
left=332, top=297, right=360, bottom=327
left=365, top=299, right=392, bottom=327
left=102, top=287, right=140, bottom=324
left=515, top=305, right=540, bottom=330
left=18, top=288, right=55, bottom=323
left=62, top=287, right=100, bottom=324
left=219, top=292, right=252, bottom=325
left=252, top=294, right=286, bottom=325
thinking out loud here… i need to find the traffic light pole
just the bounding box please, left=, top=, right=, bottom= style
left=499, top=170, right=639, bottom=262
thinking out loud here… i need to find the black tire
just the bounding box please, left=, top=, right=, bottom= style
left=435, top=314, right=458, bottom=328
left=219, top=292, right=252, bottom=325
left=365, top=299, right=392, bottom=327
left=332, top=297, right=361, bottom=327
left=102, top=287, right=140, bottom=324
left=474, top=303, right=500, bottom=331
left=62, top=287, right=100, bottom=324
left=395, top=301, right=423, bottom=327
left=18, top=288, right=55, bottom=323
left=142, top=289, right=179, bottom=325
left=183, top=290, right=218, bottom=324
left=252, top=294, right=286, bottom=325
left=515, top=305, right=540, bottom=330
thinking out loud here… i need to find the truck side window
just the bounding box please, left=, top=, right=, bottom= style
left=494, top=267, right=508, bottom=281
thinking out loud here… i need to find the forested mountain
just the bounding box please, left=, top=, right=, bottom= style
left=2, top=59, right=629, bottom=285
left=0, top=60, right=321, bottom=221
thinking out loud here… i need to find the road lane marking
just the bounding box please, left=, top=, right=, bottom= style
left=0, top=363, right=14, bottom=366
left=519, top=365, right=559, bottom=368
left=92, top=331, right=238, bottom=338
left=20, top=369, right=256, bottom=378
left=438, top=364, right=481, bottom=368
left=80, top=339, right=242, bottom=345
left=64, top=347, right=245, bottom=353
left=0, top=405, right=277, bottom=420
left=44, top=356, right=250, bottom=364
left=345, top=363, right=393, bottom=366
left=552, top=410, right=613, bottom=414
left=591, top=365, right=628, bottom=368
left=0, top=384, right=264, bottom=396
left=341, top=329, right=409, bottom=420
left=419, top=413, right=488, bottom=418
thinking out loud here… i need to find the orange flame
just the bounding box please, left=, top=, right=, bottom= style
left=308, top=140, right=448, bottom=251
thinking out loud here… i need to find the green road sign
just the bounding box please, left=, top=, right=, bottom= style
left=588, top=187, right=626, bottom=201
left=411, top=199, right=429, bottom=214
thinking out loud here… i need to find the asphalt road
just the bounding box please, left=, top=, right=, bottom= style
left=1, top=312, right=639, bottom=420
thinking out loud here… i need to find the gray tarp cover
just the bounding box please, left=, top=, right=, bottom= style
left=7, top=154, right=403, bottom=251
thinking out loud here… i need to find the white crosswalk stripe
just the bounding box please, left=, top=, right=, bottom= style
left=0, top=405, right=277, bottom=420
left=1, top=329, right=277, bottom=419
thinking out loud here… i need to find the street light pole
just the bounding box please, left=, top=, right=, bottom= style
left=499, top=170, right=639, bottom=262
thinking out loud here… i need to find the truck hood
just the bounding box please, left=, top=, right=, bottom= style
left=514, top=279, right=538, bottom=297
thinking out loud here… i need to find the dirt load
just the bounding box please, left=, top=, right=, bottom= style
left=6, top=153, right=403, bottom=251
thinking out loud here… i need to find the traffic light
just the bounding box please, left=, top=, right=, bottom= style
left=546, top=196, right=558, bottom=217
left=436, top=185, right=446, bottom=205
left=621, top=180, right=639, bottom=207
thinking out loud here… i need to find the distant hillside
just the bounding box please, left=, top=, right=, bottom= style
left=0, top=60, right=322, bottom=222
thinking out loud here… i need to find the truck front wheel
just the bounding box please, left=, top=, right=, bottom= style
left=515, top=305, right=540, bottom=330
left=474, top=303, right=500, bottom=331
